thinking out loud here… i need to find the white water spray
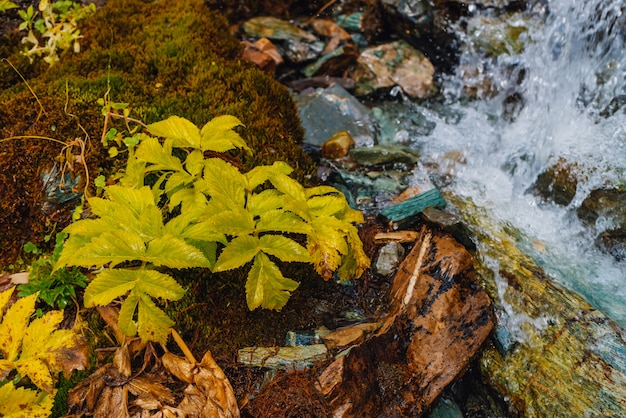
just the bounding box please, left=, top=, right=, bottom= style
left=401, top=0, right=626, bottom=326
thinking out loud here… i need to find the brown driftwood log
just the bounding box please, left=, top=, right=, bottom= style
left=318, top=226, right=493, bottom=416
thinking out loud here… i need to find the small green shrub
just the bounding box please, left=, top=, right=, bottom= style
left=54, top=115, right=370, bottom=343
left=18, top=231, right=88, bottom=312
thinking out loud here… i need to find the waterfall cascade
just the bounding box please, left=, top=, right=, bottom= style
left=394, top=0, right=626, bottom=328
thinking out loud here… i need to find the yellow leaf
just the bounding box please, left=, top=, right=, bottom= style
left=0, top=381, right=54, bottom=417
left=0, top=291, right=37, bottom=361
left=0, top=288, right=13, bottom=322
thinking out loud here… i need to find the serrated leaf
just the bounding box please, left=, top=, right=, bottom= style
left=213, top=235, right=260, bottom=272
left=266, top=170, right=306, bottom=201
left=136, top=136, right=186, bottom=173
left=200, top=115, right=250, bottom=152
left=178, top=221, right=227, bottom=244
left=169, top=187, right=207, bottom=214
left=0, top=292, right=37, bottom=361
left=137, top=293, right=175, bottom=344
left=259, top=235, right=311, bottom=263
left=83, top=269, right=138, bottom=308
left=185, top=149, right=205, bottom=176
left=0, top=382, right=53, bottom=417
left=245, top=253, right=299, bottom=310
left=145, top=235, right=211, bottom=268
left=134, top=270, right=186, bottom=300
left=147, top=115, right=202, bottom=148
left=247, top=189, right=284, bottom=216
left=106, top=185, right=156, bottom=215
left=164, top=171, right=194, bottom=194
left=203, top=158, right=246, bottom=209
left=118, top=289, right=140, bottom=337
left=256, top=210, right=312, bottom=235
left=15, top=358, right=54, bottom=394
left=63, top=230, right=146, bottom=268
left=245, top=161, right=293, bottom=190
left=0, top=288, right=14, bottom=322
left=307, top=221, right=348, bottom=281
left=307, top=195, right=347, bottom=217
left=119, top=156, right=148, bottom=189
left=207, top=208, right=256, bottom=236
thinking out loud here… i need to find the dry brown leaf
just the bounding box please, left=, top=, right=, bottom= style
left=57, top=335, right=90, bottom=377
left=162, top=352, right=194, bottom=384
left=94, top=386, right=129, bottom=418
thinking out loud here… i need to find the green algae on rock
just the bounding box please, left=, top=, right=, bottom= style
left=449, top=195, right=626, bottom=416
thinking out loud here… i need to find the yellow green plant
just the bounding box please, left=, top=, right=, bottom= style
left=54, top=115, right=370, bottom=343
left=17, top=0, right=96, bottom=64
left=0, top=0, right=18, bottom=13
left=0, top=288, right=87, bottom=417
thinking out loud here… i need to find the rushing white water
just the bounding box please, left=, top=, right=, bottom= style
left=395, top=1, right=626, bottom=327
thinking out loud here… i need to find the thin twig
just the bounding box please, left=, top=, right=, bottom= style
left=1, top=58, right=48, bottom=122
left=304, top=0, right=339, bottom=26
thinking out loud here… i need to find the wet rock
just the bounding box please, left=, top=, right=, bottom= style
left=349, top=144, right=420, bottom=166
left=379, top=0, right=461, bottom=72
left=374, top=241, right=405, bottom=276
left=286, top=76, right=355, bottom=93
left=451, top=196, right=626, bottom=417
left=371, top=103, right=437, bottom=145
left=242, top=16, right=317, bottom=42
left=577, top=187, right=626, bottom=228
left=529, top=157, right=580, bottom=206
left=310, top=19, right=352, bottom=41
left=302, top=42, right=359, bottom=78
left=294, top=83, right=374, bottom=147
left=242, top=38, right=283, bottom=72
left=352, top=40, right=437, bottom=99
left=321, top=130, right=355, bottom=159
left=283, top=39, right=325, bottom=63
left=596, top=227, right=626, bottom=261
left=466, top=13, right=531, bottom=56
left=336, top=12, right=364, bottom=32
left=422, top=206, right=476, bottom=251
left=318, top=226, right=493, bottom=416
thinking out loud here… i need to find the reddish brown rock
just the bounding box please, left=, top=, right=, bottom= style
left=319, top=226, right=493, bottom=416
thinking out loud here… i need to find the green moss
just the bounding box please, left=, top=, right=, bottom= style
left=0, top=0, right=316, bottom=269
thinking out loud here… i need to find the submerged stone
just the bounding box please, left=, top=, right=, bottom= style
left=302, top=43, right=359, bottom=78
left=577, top=187, right=626, bottom=227
left=529, top=157, right=579, bottom=206
left=378, top=0, right=461, bottom=72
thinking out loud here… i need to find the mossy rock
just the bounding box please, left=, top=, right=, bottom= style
left=0, top=0, right=316, bottom=269
left=528, top=157, right=580, bottom=206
